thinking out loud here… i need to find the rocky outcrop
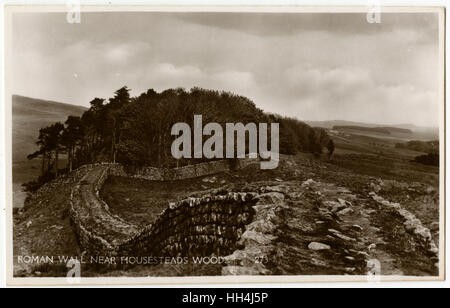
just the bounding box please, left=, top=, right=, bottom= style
left=222, top=190, right=287, bottom=275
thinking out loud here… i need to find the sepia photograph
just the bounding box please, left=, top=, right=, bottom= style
left=3, top=5, right=445, bottom=285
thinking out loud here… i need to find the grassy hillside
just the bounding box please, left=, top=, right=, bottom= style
left=12, top=95, right=87, bottom=208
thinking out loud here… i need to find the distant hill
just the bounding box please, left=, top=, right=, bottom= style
left=307, top=120, right=438, bottom=141
left=12, top=95, right=87, bottom=207
left=12, top=95, right=87, bottom=163
left=332, top=125, right=412, bottom=135
left=306, top=120, right=377, bottom=129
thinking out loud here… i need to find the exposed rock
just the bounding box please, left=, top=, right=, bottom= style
left=302, top=179, right=316, bottom=187
left=369, top=191, right=438, bottom=259
left=345, top=256, right=355, bottom=261
left=222, top=191, right=286, bottom=275
left=370, top=182, right=382, bottom=193
left=239, top=230, right=275, bottom=246
left=328, top=229, right=356, bottom=242
left=351, top=225, right=363, bottom=231
left=323, top=200, right=346, bottom=213
left=221, top=265, right=268, bottom=276
left=260, top=185, right=285, bottom=193
left=308, top=242, right=331, bottom=251
left=311, top=258, right=327, bottom=267
left=349, top=249, right=369, bottom=258
left=430, top=222, right=440, bottom=231
left=338, top=198, right=352, bottom=207
left=337, top=208, right=354, bottom=216
left=202, top=176, right=217, bottom=183
left=366, top=259, right=381, bottom=273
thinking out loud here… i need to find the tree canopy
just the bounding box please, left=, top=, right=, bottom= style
left=25, top=86, right=330, bottom=191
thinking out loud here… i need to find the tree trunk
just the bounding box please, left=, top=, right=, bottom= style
left=111, top=139, right=114, bottom=162
left=45, top=152, right=50, bottom=175
left=41, top=152, right=45, bottom=176
left=111, top=117, right=117, bottom=162
left=114, top=129, right=122, bottom=164
left=54, top=149, right=59, bottom=176
left=158, top=134, right=162, bottom=167
left=68, top=147, right=73, bottom=172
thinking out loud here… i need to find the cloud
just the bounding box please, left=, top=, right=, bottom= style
left=10, top=11, right=441, bottom=127
left=151, top=63, right=203, bottom=80
left=177, top=12, right=439, bottom=39
left=105, top=45, right=133, bottom=63
left=119, top=62, right=256, bottom=99
left=283, top=66, right=372, bottom=98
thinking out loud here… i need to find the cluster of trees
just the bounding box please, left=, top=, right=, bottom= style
left=278, top=116, right=331, bottom=155
left=414, top=153, right=439, bottom=166
left=24, top=117, right=84, bottom=192
left=25, top=86, right=331, bottom=191
left=394, top=140, right=439, bottom=167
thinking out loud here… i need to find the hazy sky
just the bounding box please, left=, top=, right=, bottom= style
left=11, top=11, right=440, bottom=126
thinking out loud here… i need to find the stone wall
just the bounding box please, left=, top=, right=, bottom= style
left=222, top=190, right=288, bottom=275
left=69, top=163, right=138, bottom=257
left=119, top=192, right=258, bottom=257
left=68, top=163, right=263, bottom=261
left=23, top=164, right=100, bottom=210
left=130, top=158, right=259, bottom=181
left=369, top=191, right=439, bottom=260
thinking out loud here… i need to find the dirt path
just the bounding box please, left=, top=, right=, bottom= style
left=73, top=166, right=139, bottom=247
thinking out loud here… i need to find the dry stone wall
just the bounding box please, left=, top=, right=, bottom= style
left=222, top=190, right=288, bottom=275
left=68, top=162, right=263, bottom=261
left=69, top=163, right=138, bottom=257
left=130, top=158, right=258, bottom=181
left=369, top=191, right=439, bottom=260
left=119, top=192, right=258, bottom=257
